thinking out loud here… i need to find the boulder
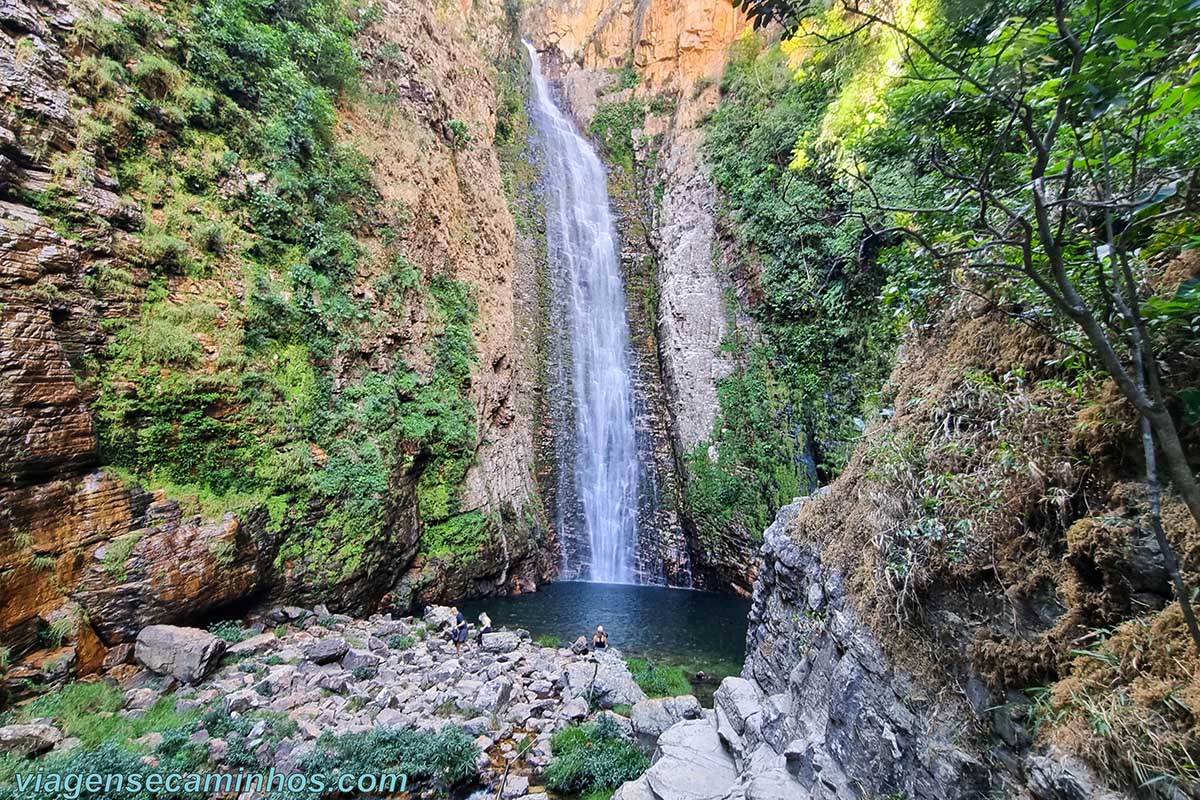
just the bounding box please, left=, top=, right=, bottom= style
left=304, top=637, right=348, bottom=665
left=563, top=657, right=646, bottom=708
left=642, top=719, right=738, bottom=800
left=501, top=775, right=529, bottom=799
left=0, top=723, right=63, bottom=756
left=424, top=605, right=456, bottom=631
left=714, top=677, right=763, bottom=736
left=341, top=649, right=381, bottom=672
left=570, top=636, right=589, bottom=655
left=227, top=632, right=276, bottom=658
left=1026, top=748, right=1125, bottom=800
left=224, top=689, right=259, bottom=713
left=476, top=678, right=513, bottom=713
left=560, top=697, right=588, bottom=720
left=134, top=625, right=226, bottom=684
left=630, top=695, right=704, bottom=738
left=612, top=776, right=656, bottom=800
left=481, top=631, right=520, bottom=654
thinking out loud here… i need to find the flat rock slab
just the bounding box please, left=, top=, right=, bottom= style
left=645, top=719, right=738, bottom=800
left=562, top=657, right=646, bottom=708
left=135, top=625, right=226, bottom=684
left=481, top=631, right=520, bottom=653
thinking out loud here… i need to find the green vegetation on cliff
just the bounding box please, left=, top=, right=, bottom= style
left=687, top=27, right=925, bottom=552
left=714, top=0, right=1200, bottom=792
left=37, top=0, right=485, bottom=591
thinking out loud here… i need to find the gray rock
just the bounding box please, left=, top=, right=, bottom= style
left=424, top=605, right=456, bottom=631
left=612, top=776, right=656, bottom=800
left=644, top=719, right=737, bottom=800
left=462, top=716, right=492, bottom=736
left=476, top=678, right=513, bottom=713
left=0, top=723, right=63, bottom=756
left=571, top=636, right=589, bottom=655
left=1026, top=748, right=1125, bottom=800
left=124, top=687, right=160, bottom=711
left=563, top=657, right=646, bottom=708
left=227, top=632, right=276, bottom=658
left=481, top=631, right=520, bottom=653
left=224, top=689, right=259, bottom=713
left=745, top=768, right=807, bottom=800
left=432, top=659, right=461, bottom=683
left=501, top=775, right=529, bottom=798
left=135, top=625, right=226, bottom=684
left=341, top=649, right=381, bottom=672
left=317, top=671, right=353, bottom=693
left=560, top=697, right=588, bottom=720
left=714, top=677, right=763, bottom=736
left=304, top=637, right=348, bottom=665
left=631, top=695, right=703, bottom=738
left=375, top=708, right=410, bottom=727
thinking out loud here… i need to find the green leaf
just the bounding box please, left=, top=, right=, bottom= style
left=1113, top=35, right=1137, bottom=50
left=1179, top=388, right=1200, bottom=426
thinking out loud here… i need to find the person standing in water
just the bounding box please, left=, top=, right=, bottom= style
left=592, top=625, right=608, bottom=650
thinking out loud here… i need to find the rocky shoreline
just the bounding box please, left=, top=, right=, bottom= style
left=0, top=604, right=715, bottom=798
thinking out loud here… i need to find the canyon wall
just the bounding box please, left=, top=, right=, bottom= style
left=1, top=0, right=553, bottom=696
left=523, top=0, right=759, bottom=591
left=725, top=290, right=1199, bottom=798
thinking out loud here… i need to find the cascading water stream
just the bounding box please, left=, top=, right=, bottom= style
left=525, top=41, right=640, bottom=584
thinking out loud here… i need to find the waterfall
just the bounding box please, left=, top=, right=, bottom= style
left=525, top=41, right=640, bottom=585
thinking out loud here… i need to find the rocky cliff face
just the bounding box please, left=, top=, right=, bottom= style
left=522, top=0, right=757, bottom=590
left=688, top=293, right=1200, bottom=799
left=1, top=0, right=553, bottom=698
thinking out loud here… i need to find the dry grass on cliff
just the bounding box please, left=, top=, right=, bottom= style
left=1043, top=603, right=1200, bottom=792
left=801, top=302, right=1100, bottom=640
left=787, top=292, right=1200, bottom=792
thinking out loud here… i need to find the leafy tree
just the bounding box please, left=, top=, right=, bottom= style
left=739, top=0, right=1200, bottom=643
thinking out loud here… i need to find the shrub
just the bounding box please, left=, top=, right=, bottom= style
left=388, top=635, right=414, bottom=650
left=545, top=716, right=648, bottom=795
left=208, top=620, right=250, bottom=643
left=291, top=726, right=477, bottom=797
left=140, top=232, right=193, bottom=272
left=194, top=220, right=231, bottom=255
left=625, top=658, right=691, bottom=698
left=535, top=634, right=562, bottom=648
left=131, top=53, right=182, bottom=97
left=446, top=119, right=471, bottom=150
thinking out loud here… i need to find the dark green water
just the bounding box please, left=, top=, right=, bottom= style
left=461, top=582, right=750, bottom=699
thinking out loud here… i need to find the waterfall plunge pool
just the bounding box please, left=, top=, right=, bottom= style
left=461, top=582, right=750, bottom=704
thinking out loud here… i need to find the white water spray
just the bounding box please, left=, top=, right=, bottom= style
left=525, top=41, right=639, bottom=584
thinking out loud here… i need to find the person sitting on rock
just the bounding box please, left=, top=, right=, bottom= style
left=476, top=612, right=493, bottom=645
left=592, top=625, right=608, bottom=650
